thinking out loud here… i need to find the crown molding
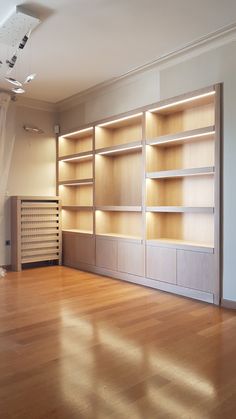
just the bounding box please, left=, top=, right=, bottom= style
left=15, top=96, right=57, bottom=112
left=56, top=21, right=236, bottom=113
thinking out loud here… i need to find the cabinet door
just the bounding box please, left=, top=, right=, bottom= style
left=63, top=233, right=95, bottom=266
left=177, top=250, right=214, bottom=292
left=146, top=246, right=177, bottom=284
left=96, top=237, right=117, bottom=270
left=118, top=242, right=144, bottom=276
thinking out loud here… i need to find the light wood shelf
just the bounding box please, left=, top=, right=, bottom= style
left=146, top=212, right=214, bottom=247
left=59, top=183, right=93, bottom=207
left=146, top=133, right=215, bottom=172
left=62, top=209, right=93, bottom=233
left=96, top=206, right=142, bottom=212
left=95, top=113, right=142, bottom=149
left=147, top=238, right=214, bottom=253
left=146, top=91, right=215, bottom=138
left=62, top=229, right=93, bottom=235
left=146, top=126, right=215, bottom=146
left=146, top=206, right=214, bottom=213
left=58, top=159, right=93, bottom=183
left=59, top=178, right=93, bottom=186
left=96, top=210, right=142, bottom=240
left=146, top=174, right=214, bottom=207
left=95, top=151, right=142, bottom=206
left=146, top=166, right=214, bottom=179
left=58, top=151, right=93, bottom=162
left=58, top=127, right=93, bottom=157
left=96, top=233, right=142, bottom=243
left=95, top=140, right=142, bottom=156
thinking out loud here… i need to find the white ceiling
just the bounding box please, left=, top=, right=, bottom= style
left=0, top=0, right=236, bottom=103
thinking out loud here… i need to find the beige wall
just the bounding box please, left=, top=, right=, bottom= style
left=1, top=104, right=57, bottom=265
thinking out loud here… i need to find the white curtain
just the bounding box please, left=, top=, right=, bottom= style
left=0, top=92, right=15, bottom=266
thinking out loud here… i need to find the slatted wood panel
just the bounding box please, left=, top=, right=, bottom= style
left=11, top=197, right=62, bottom=271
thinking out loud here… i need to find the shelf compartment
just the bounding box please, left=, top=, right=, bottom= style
left=96, top=210, right=142, bottom=240
left=146, top=174, right=214, bottom=207
left=146, top=126, right=215, bottom=146
left=146, top=212, right=214, bottom=250
left=146, top=206, right=214, bottom=213
left=146, top=90, right=215, bottom=138
left=146, top=166, right=214, bottom=179
left=58, top=127, right=93, bottom=157
left=58, top=159, right=93, bottom=182
left=58, top=151, right=93, bottom=162
left=95, top=151, right=142, bottom=206
left=62, top=209, right=93, bottom=233
left=96, top=206, right=142, bottom=212
left=96, top=141, right=142, bottom=156
left=146, top=134, right=214, bottom=173
left=59, top=183, right=93, bottom=207
left=95, top=113, right=142, bottom=149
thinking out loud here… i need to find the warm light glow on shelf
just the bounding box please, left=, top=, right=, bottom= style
left=97, top=112, right=143, bottom=128
left=148, top=91, right=215, bottom=113
left=59, top=154, right=93, bottom=162
left=59, top=127, right=93, bottom=139
left=97, top=144, right=142, bottom=155
left=149, top=130, right=215, bottom=145
left=59, top=182, right=93, bottom=186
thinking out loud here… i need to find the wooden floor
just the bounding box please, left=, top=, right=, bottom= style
left=0, top=267, right=236, bottom=419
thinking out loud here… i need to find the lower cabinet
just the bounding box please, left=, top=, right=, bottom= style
left=63, top=232, right=95, bottom=266
left=96, top=236, right=144, bottom=276
left=146, top=245, right=177, bottom=284
left=96, top=237, right=118, bottom=270
left=117, top=241, right=144, bottom=276
left=177, top=250, right=214, bottom=292
left=62, top=233, right=216, bottom=301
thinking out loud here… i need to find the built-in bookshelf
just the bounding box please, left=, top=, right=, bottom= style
left=58, top=127, right=94, bottom=235
left=57, top=84, right=221, bottom=305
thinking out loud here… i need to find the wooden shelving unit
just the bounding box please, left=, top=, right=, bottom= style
left=11, top=196, right=61, bottom=271
left=57, top=84, right=222, bottom=304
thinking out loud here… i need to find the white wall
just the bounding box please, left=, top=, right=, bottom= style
left=59, top=38, right=236, bottom=302
left=1, top=104, right=57, bottom=265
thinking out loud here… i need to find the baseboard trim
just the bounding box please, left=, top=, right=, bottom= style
left=64, top=261, right=214, bottom=304
left=221, top=298, right=236, bottom=309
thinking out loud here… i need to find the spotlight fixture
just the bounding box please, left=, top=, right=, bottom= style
left=24, top=73, right=36, bottom=84
left=5, top=76, right=22, bottom=87
left=23, top=125, right=44, bottom=134
left=12, top=87, right=25, bottom=94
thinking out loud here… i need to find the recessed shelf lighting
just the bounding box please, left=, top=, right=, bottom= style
left=59, top=154, right=93, bottom=162
left=59, top=182, right=93, bottom=186
left=97, top=112, right=142, bottom=128
left=97, top=144, right=142, bottom=155
left=148, top=91, right=215, bottom=113
left=149, top=130, right=215, bottom=145
left=59, top=127, right=93, bottom=139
